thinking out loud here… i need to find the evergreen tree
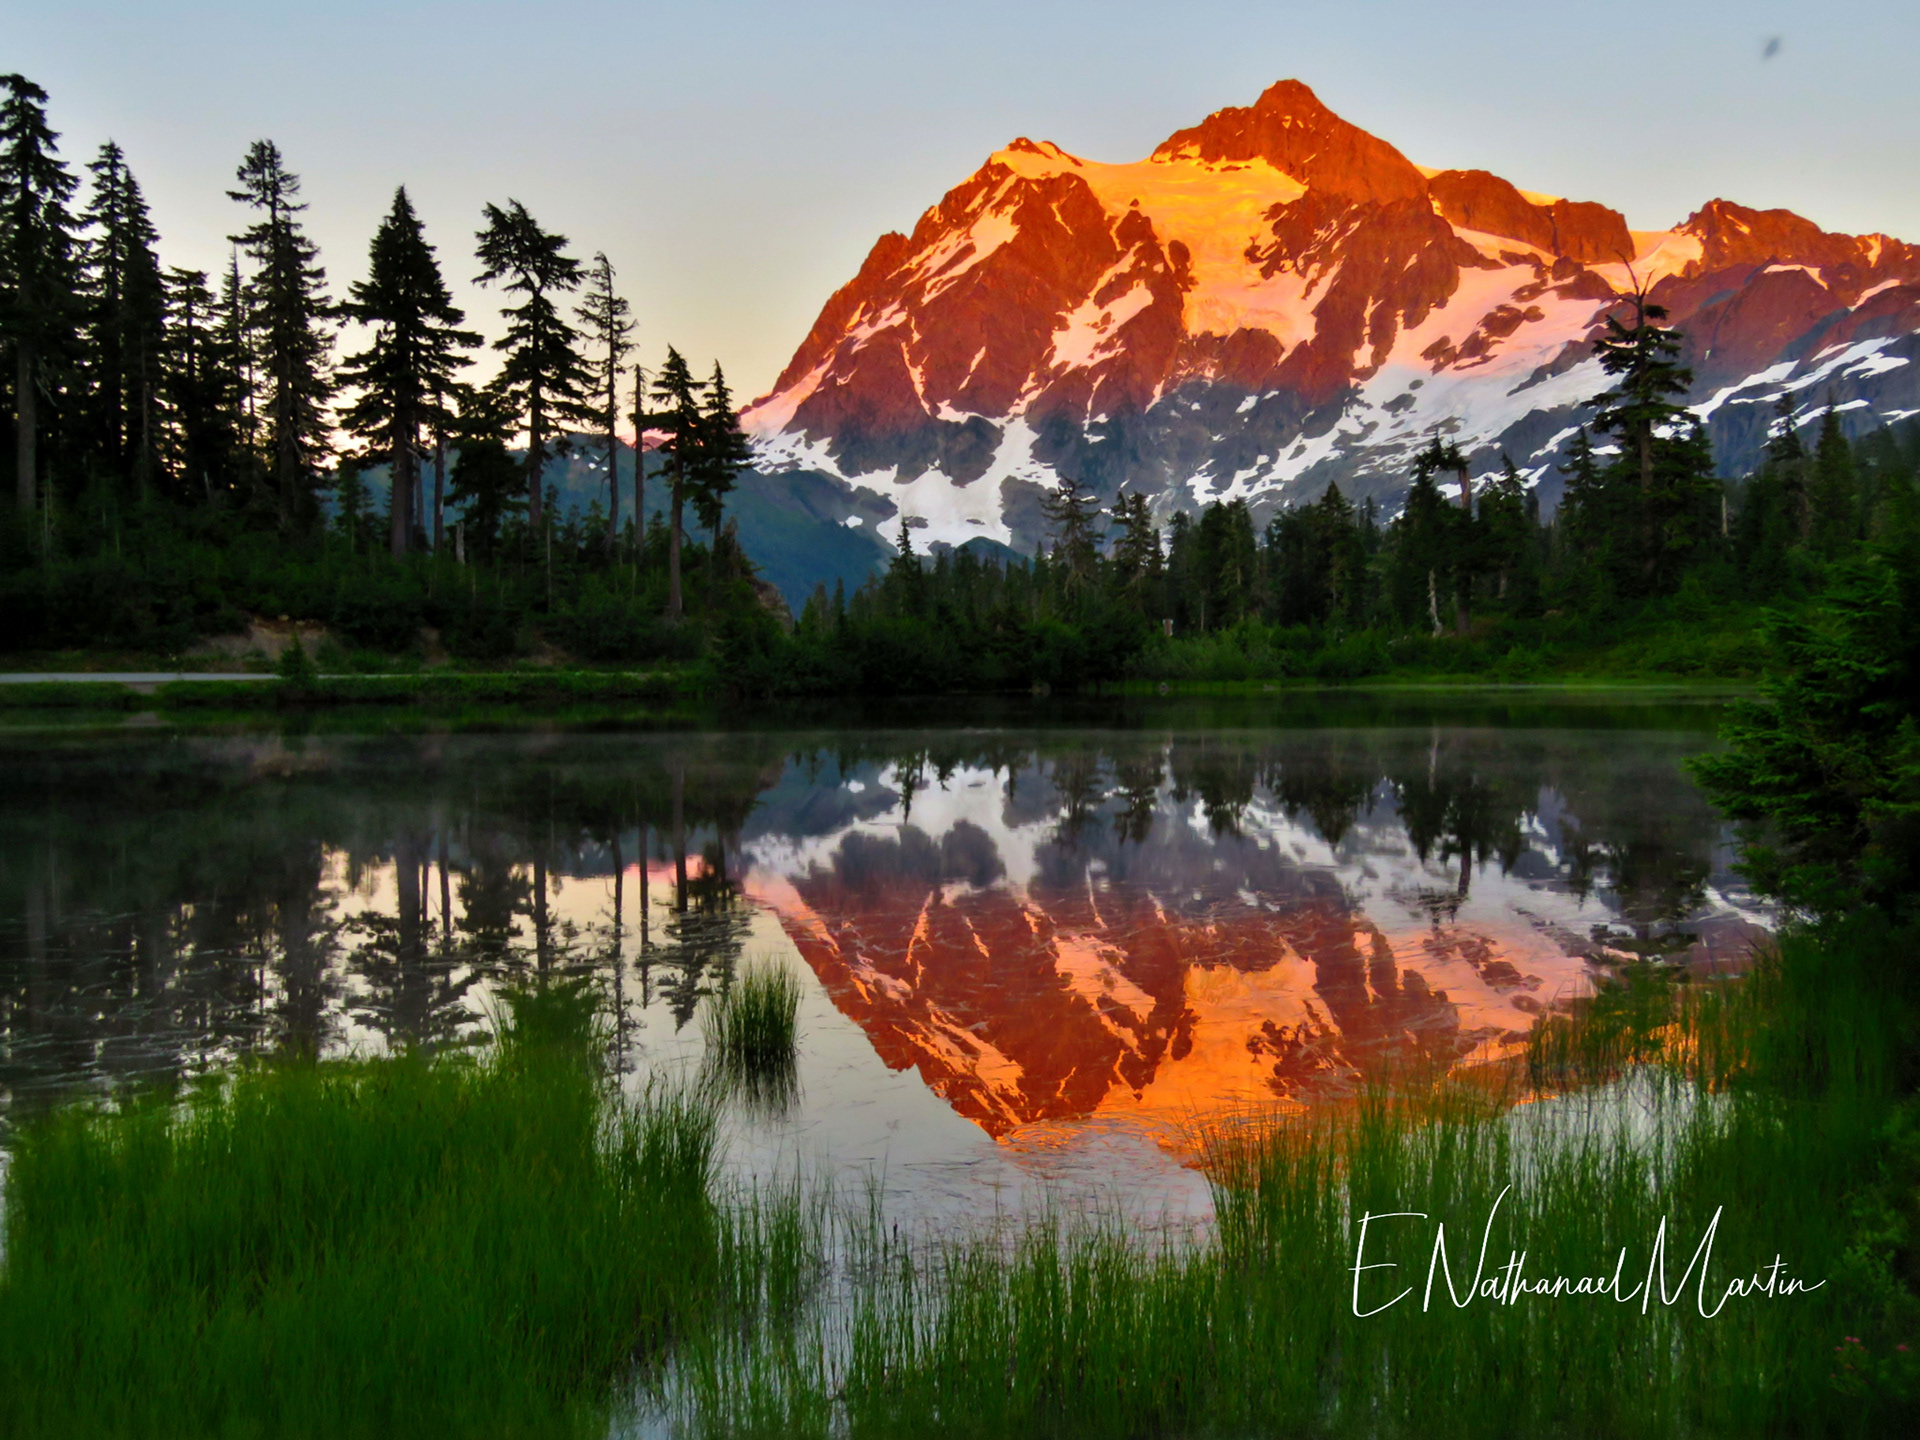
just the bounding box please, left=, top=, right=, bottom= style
left=339, top=187, right=476, bottom=557
left=159, top=266, right=241, bottom=504
left=1412, top=436, right=1472, bottom=633
left=690, top=360, right=750, bottom=558
left=228, top=140, right=332, bottom=531
left=1108, top=490, right=1161, bottom=604
left=1478, top=456, right=1536, bottom=608
left=1389, top=463, right=1452, bottom=635
left=0, top=74, right=81, bottom=515
left=1196, top=498, right=1258, bottom=629
left=1041, top=474, right=1101, bottom=594
left=1164, top=509, right=1198, bottom=632
left=574, top=252, right=633, bottom=553
left=648, top=346, right=705, bottom=621
left=628, top=361, right=648, bottom=559
left=1765, top=394, right=1809, bottom=540
left=444, top=380, right=525, bottom=557
left=1590, top=296, right=1694, bottom=581
left=474, top=199, right=590, bottom=535
left=1312, top=481, right=1366, bottom=624
left=1808, top=404, right=1858, bottom=560
left=77, top=140, right=165, bottom=499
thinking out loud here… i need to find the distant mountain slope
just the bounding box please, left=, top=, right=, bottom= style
left=741, top=79, right=1920, bottom=555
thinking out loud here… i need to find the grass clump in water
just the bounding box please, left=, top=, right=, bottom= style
left=703, top=959, right=802, bottom=1110
left=0, top=982, right=723, bottom=1439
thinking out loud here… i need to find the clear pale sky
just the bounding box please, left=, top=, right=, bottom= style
left=11, top=0, right=1919, bottom=403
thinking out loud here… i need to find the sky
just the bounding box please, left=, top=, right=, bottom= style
left=11, top=0, right=1920, bottom=405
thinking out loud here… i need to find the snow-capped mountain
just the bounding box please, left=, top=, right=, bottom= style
left=742, top=79, right=1920, bottom=555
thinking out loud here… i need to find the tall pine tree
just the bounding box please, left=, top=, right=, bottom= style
left=648, top=346, right=704, bottom=622
left=159, top=266, right=242, bottom=504
left=474, top=199, right=590, bottom=536
left=0, top=74, right=80, bottom=515
left=339, top=187, right=476, bottom=557
left=690, top=360, right=751, bottom=565
left=77, top=140, right=164, bottom=499
left=574, top=251, right=633, bottom=554
left=228, top=140, right=332, bottom=530
left=1808, top=404, right=1858, bottom=560
left=1590, top=295, right=1709, bottom=586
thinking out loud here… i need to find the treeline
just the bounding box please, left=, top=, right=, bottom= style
left=1, top=72, right=767, bottom=658
left=735, top=302, right=1920, bottom=693
left=7, top=69, right=1919, bottom=687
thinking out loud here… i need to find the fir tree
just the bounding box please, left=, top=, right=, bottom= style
left=1108, top=490, right=1161, bottom=600
left=339, top=187, right=476, bottom=557
left=574, top=252, right=633, bottom=553
left=1590, top=296, right=1694, bottom=580
left=228, top=140, right=332, bottom=531
left=1411, top=436, right=1470, bottom=632
left=1390, top=463, right=1452, bottom=635
left=628, top=360, right=648, bottom=560
left=444, top=380, right=525, bottom=557
left=1479, top=456, right=1535, bottom=606
left=1765, top=393, right=1809, bottom=539
left=1808, top=404, right=1858, bottom=561
left=690, top=360, right=751, bottom=560
left=648, top=346, right=705, bottom=622
left=474, top=199, right=590, bottom=535
left=1041, top=474, right=1101, bottom=595
left=77, top=140, right=165, bottom=499
left=0, top=74, right=81, bottom=515
left=159, top=266, right=241, bottom=504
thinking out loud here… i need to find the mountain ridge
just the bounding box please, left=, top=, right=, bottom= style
left=738, top=79, right=1920, bottom=558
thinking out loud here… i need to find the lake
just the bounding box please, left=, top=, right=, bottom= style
left=0, top=692, right=1764, bottom=1229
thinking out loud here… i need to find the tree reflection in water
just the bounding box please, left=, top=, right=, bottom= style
left=0, top=715, right=1757, bottom=1135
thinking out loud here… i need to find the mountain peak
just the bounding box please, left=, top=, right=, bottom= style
left=1152, top=78, right=1427, bottom=206
left=743, top=81, right=1920, bottom=567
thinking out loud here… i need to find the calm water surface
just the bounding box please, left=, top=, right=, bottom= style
left=0, top=698, right=1764, bottom=1226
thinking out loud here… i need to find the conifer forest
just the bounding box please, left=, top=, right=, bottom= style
left=5, top=72, right=1918, bottom=694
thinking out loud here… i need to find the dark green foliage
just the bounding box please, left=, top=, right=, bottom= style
left=1689, top=553, right=1920, bottom=915
left=474, top=199, right=590, bottom=533
left=4, top=70, right=1916, bottom=706
left=574, top=252, right=632, bottom=552
left=691, top=360, right=750, bottom=541
left=227, top=139, right=332, bottom=531
left=0, top=72, right=81, bottom=514
left=76, top=140, right=164, bottom=499
left=0, top=985, right=728, bottom=1437
left=338, top=187, right=476, bottom=557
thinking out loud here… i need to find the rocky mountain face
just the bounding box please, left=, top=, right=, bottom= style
left=741, top=79, right=1920, bottom=557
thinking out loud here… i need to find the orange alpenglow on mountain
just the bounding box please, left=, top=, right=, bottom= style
left=743, top=80, right=1920, bottom=555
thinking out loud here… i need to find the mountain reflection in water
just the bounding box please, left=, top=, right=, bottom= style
left=0, top=722, right=1764, bottom=1156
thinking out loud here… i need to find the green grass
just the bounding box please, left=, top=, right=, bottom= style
left=0, top=984, right=738, bottom=1439
left=703, top=959, right=803, bottom=1111
left=3, top=923, right=1912, bottom=1437
left=684, top=923, right=1918, bottom=1439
